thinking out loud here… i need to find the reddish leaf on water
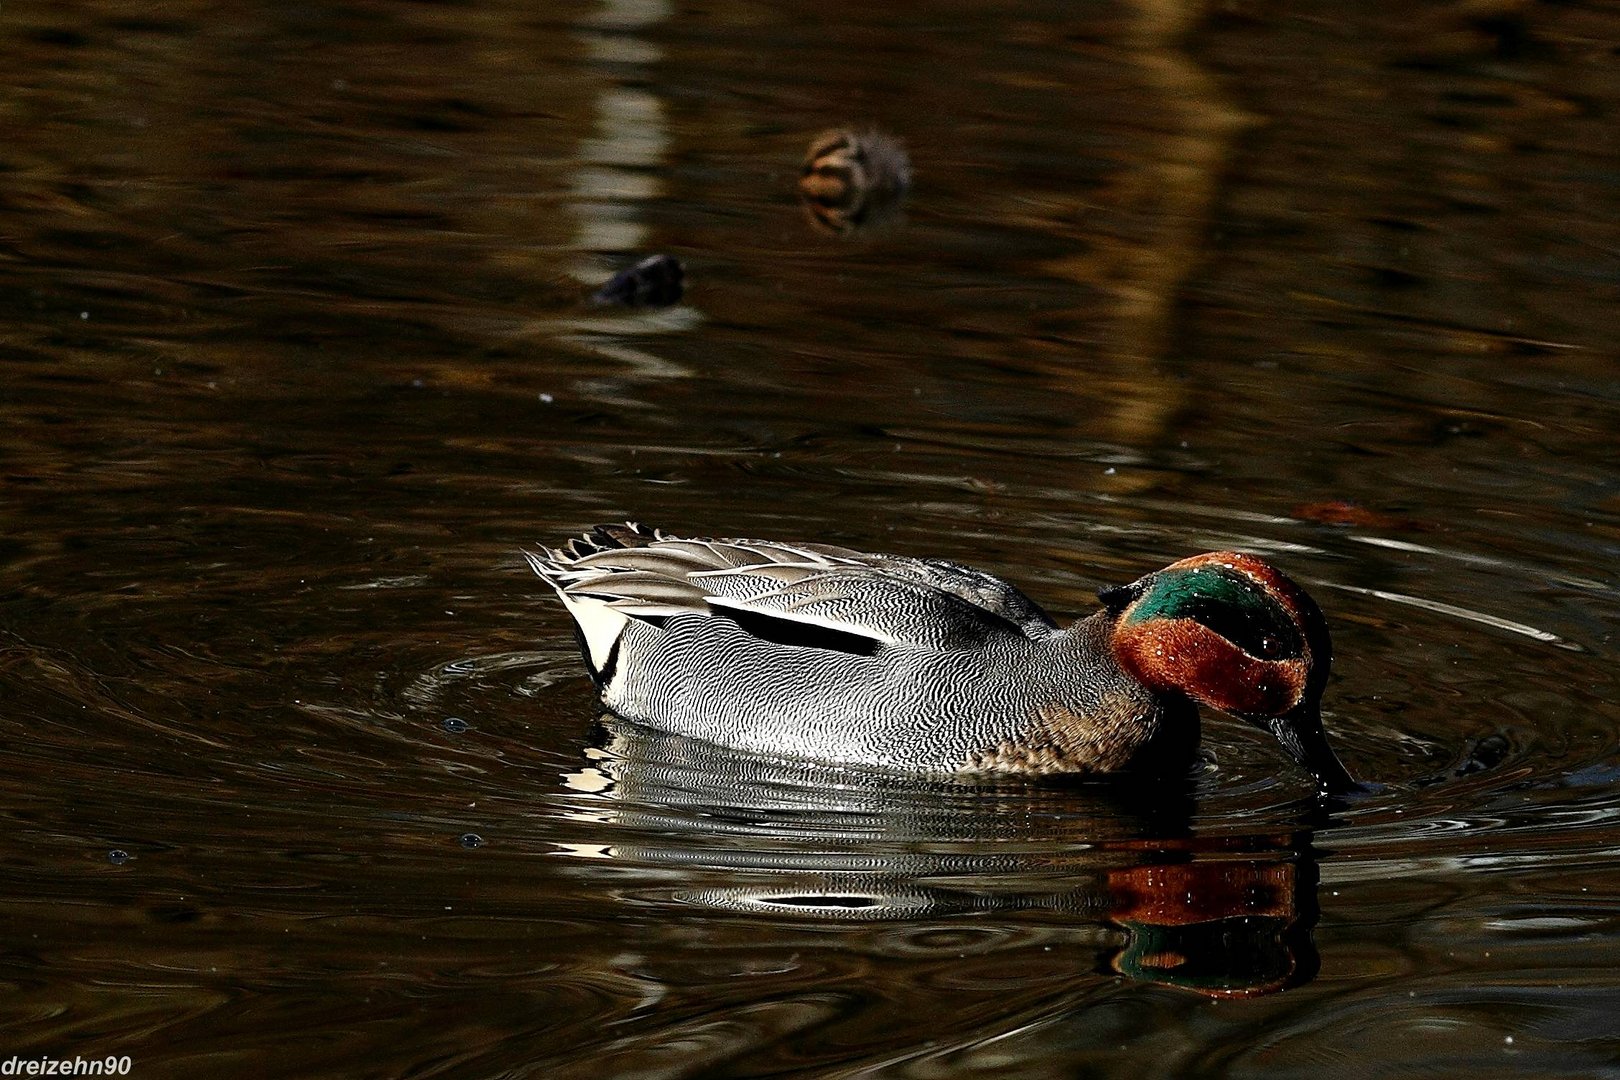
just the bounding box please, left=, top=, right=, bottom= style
left=1291, top=501, right=1406, bottom=529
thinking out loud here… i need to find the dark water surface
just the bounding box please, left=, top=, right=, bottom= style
left=5, top=1, right=1620, bottom=1076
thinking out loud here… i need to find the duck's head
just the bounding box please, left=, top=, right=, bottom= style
left=1100, top=552, right=1357, bottom=795
left=798, top=129, right=912, bottom=236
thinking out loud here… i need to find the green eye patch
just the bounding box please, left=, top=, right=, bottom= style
left=1125, top=566, right=1304, bottom=661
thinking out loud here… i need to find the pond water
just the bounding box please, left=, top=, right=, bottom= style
left=4, top=0, right=1620, bottom=1076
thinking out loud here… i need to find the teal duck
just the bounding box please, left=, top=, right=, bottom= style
left=527, top=523, right=1357, bottom=793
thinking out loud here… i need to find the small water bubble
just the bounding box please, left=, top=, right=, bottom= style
left=108, top=849, right=130, bottom=865
left=459, top=833, right=484, bottom=849
left=539, top=392, right=555, bottom=404
left=442, top=717, right=469, bottom=734
left=79, top=311, right=89, bottom=320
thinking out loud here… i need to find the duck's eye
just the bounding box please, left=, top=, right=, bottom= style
left=1127, top=566, right=1305, bottom=660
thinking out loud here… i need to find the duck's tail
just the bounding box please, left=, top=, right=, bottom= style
left=522, top=521, right=666, bottom=583
left=523, top=522, right=671, bottom=689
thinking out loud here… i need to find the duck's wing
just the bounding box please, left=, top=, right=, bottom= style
left=697, top=566, right=1051, bottom=651
left=527, top=524, right=1058, bottom=657
left=836, top=553, right=1058, bottom=639
left=526, top=523, right=868, bottom=618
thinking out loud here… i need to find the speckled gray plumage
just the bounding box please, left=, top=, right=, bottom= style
left=527, top=523, right=1192, bottom=775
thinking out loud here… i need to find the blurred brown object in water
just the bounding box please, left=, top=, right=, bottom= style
left=798, top=129, right=912, bottom=236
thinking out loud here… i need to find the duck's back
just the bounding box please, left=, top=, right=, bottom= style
left=528, top=523, right=1163, bottom=773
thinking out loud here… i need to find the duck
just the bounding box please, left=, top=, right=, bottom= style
left=525, top=522, right=1358, bottom=793
left=797, top=128, right=912, bottom=236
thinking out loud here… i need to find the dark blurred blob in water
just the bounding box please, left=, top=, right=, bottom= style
left=590, top=254, right=685, bottom=307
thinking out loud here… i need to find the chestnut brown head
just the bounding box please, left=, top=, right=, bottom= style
left=1102, top=552, right=1356, bottom=794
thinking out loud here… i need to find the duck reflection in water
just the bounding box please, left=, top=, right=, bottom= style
left=556, top=717, right=1323, bottom=998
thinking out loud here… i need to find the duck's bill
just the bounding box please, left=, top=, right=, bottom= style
left=1268, top=708, right=1362, bottom=796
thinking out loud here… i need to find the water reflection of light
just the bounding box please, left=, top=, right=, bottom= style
left=568, top=1, right=669, bottom=278
left=558, top=0, right=697, bottom=381
left=1329, top=583, right=1566, bottom=645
